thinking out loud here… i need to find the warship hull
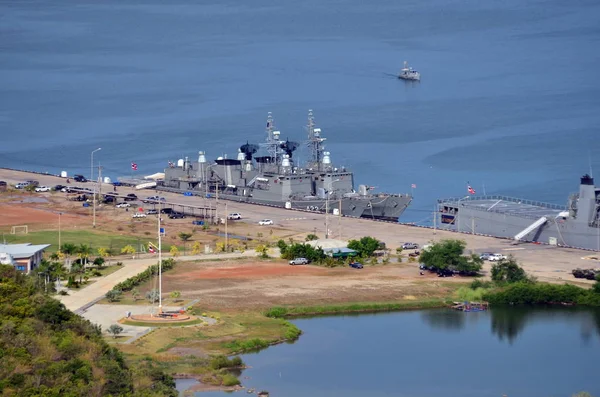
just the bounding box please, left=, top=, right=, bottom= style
left=437, top=175, right=600, bottom=251
left=157, top=185, right=411, bottom=221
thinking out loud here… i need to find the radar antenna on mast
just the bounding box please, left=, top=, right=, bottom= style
left=261, top=112, right=284, bottom=164
left=306, top=109, right=326, bottom=170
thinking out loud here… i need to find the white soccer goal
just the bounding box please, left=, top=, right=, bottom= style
left=10, top=225, right=28, bottom=235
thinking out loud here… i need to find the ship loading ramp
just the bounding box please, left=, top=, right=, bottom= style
left=514, top=216, right=548, bottom=241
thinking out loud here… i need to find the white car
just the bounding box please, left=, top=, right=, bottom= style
left=116, top=202, right=131, bottom=208
left=488, top=253, right=507, bottom=261
left=35, top=186, right=51, bottom=192
left=132, top=213, right=147, bottom=218
left=258, top=219, right=274, bottom=226
left=228, top=213, right=242, bottom=220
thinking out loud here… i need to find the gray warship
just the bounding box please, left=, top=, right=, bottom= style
left=160, top=110, right=412, bottom=221
left=437, top=174, right=600, bottom=251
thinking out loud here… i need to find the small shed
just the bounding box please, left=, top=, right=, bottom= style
left=322, top=247, right=358, bottom=258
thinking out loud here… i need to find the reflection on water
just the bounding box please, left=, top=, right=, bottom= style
left=422, top=307, right=600, bottom=344
left=186, top=307, right=600, bottom=397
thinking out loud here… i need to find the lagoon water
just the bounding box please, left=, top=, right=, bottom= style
left=1, top=0, right=600, bottom=222
left=192, top=308, right=600, bottom=397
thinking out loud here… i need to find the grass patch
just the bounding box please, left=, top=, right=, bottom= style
left=455, top=286, right=487, bottom=302
left=264, top=299, right=447, bottom=318
left=1, top=230, right=140, bottom=254
left=121, top=318, right=206, bottom=327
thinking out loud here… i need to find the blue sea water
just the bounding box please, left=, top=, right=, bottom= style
left=1, top=0, right=599, bottom=222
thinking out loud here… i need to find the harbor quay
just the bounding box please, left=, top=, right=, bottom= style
left=0, top=167, right=597, bottom=285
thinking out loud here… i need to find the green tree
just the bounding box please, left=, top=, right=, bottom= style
left=419, top=239, right=482, bottom=275
left=60, top=243, right=77, bottom=268
left=107, top=324, right=124, bottom=339
left=121, top=245, right=136, bottom=255
left=146, top=289, right=160, bottom=303
left=131, top=288, right=141, bottom=301
left=178, top=232, right=193, bottom=254
left=70, top=262, right=85, bottom=284
left=106, top=289, right=122, bottom=302
left=255, top=244, right=269, bottom=258
left=347, top=236, right=381, bottom=257
left=305, top=234, right=319, bottom=241
left=191, top=241, right=202, bottom=255
left=77, top=244, right=92, bottom=267
left=593, top=274, right=600, bottom=294
left=169, top=291, right=181, bottom=302
left=490, top=256, right=529, bottom=284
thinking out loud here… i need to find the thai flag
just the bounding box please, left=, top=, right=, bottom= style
left=131, top=162, right=138, bottom=171
left=411, top=184, right=417, bottom=189
left=468, top=185, right=476, bottom=195
left=148, top=246, right=155, bottom=254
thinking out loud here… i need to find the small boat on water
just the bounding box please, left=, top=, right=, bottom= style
left=399, top=61, right=420, bottom=81
left=451, top=301, right=489, bottom=312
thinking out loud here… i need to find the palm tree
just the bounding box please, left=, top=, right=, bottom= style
left=77, top=244, right=92, bottom=268
left=60, top=243, right=77, bottom=270
left=71, top=262, right=85, bottom=285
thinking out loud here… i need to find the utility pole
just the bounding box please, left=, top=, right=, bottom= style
left=215, top=181, right=219, bottom=225
left=325, top=195, right=329, bottom=239
left=158, top=201, right=162, bottom=313
left=225, top=202, right=228, bottom=252
left=93, top=165, right=102, bottom=228
left=472, top=217, right=475, bottom=235
left=338, top=198, right=342, bottom=239
left=58, top=212, right=62, bottom=248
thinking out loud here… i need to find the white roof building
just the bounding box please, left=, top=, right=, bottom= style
left=0, top=243, right=51, bottom=273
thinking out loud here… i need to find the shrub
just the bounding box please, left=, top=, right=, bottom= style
left=221, top=373, right=240, bottom=386
left=209, top=355, right=244, bottom=370
left=106, top=290, right=122, bottom=302
left=111, top=259, right=175, bottom=292
left=490, top=256, right=529, bottom=284
left=146, top=289, right=160, bottom=303
left=470, top=279, right=493, bottom=290
left=224, top=338, right=270, bottom=352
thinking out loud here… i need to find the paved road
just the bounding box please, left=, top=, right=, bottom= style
left=58, top=250, right=262, bottom=313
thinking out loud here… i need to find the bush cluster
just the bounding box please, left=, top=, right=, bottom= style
left=484, top=282, right=600, bottom=306
left=111, top=258, right=175, bottom=292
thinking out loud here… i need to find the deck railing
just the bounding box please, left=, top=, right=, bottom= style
left=437, top=195, right=566, bottom=210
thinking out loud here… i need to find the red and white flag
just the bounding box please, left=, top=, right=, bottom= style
left=411, top=184, right=417, bottom=189
left=131, top=162, right=138, bottom=171
left=467, top=185, right=476, bottom=195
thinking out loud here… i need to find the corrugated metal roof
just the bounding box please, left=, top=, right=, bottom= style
left=0, top=243, right=50, bottom=258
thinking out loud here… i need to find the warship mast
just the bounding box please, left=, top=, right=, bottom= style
left=306, top=109, right=326, bottom=171
left=263, top=112, right=283, bottom=164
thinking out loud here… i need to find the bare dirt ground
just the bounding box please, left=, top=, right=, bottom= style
left=161, top=259, right=461, bottom=310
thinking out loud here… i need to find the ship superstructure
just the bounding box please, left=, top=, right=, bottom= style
left=437, top=174, right=600, bottom=251
left=161, top=111, right=412, bottom=221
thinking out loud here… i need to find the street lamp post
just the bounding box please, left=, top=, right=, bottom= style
left=91, top=148, right=101, bottom=228
left=58, top=212, right=62, bottom=248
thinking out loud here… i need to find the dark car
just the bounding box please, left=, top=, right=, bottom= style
left=124, top=193, right=138, bottom=201
left=103, top=195, right=115, bottom=203
left=160, top=208, right=174, bottom=214
left=73, top=175, right=87, bottom=183
left=54, top=184, right=66, bottom=191
left=169, top=212, right=185, bottom=219
left=349, top=262, right=364, bottom=269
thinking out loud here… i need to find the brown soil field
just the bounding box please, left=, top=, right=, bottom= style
left=160, top=259, right=462, bottom=310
